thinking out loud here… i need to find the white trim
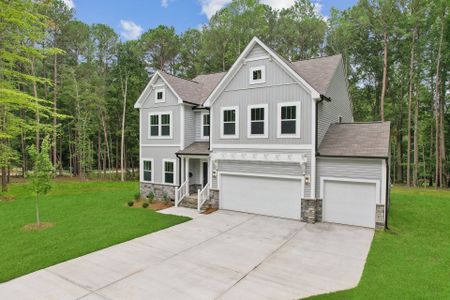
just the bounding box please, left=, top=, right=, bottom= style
left=148, top=111, right=173, bottom=140
left=217, top=171, right=305, bottom=199
left=211, top=151, right=307, bottom=164
left=180, top=105, right=185, bottom=149
left=162, top=159, right=177, bottom=185
left=247, top=104, right=268, bottom=139
left=311, top=100, right=316, bottom=198
left=140, top=144, right=180, bottom=147
left=134, top=71, right=183, bottom=108
left=249, top=65, right=266, bottom=85
left=154, top=87, right=165, bottom=103
left=319, top=176, right=381, bottom=205
left=203, top=37, right=320, bottom=107
left=140, top=158, right=154, bottom=183
left=220, top=106, right=239, bottom=139
left=211, top=144, right=313, bottom=150
left=199, top=160, right=208, bottom=187
left=277, top=102, right=301, bottom=138
left=381, top=159, right=387, bottom=205
left=200, top=111, right=210, bottom=140
left=244, top=55, right=269, bottom=62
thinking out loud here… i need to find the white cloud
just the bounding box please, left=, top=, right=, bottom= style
left=199, top=0, right=231, bottom=19
left=260, top=0, right=295, bottom=11
left=161, top=0, right=169, bottom=8
left=62, top=0, right=75, bottom=9
left=119, top=20, right=144, bottom=40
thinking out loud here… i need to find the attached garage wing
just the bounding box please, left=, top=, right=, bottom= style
left=220, top=174, right=303, bottom=220
left=321, top=178, right=379, bottom=228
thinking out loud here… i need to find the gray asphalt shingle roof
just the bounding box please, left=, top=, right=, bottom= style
left=176, top=142, right=210, bottom=156
left=318, top=122, right=391, bottom=158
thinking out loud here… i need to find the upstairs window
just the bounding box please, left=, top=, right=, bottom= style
left=221, top=107, right=239, bottom=138
left=163, top=160, right=175, bottom=184
left=155, top=88, right=165, bottom=103
left=149, top=112, right=172, bottom=138
left=142, top=159, right=153, bottom=182
left=277, top=102, right=300, bottom=138
left=249, top=66, right=265, bottom=84
left=202, top=113, right=210, bottom=138
left=248, top=104, right=268, bottom=138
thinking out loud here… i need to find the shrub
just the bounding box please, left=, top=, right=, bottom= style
left=148, top=191, right=155, bottom=203
left=127, top=200, right=134, bottom=207
left=134, top=192, right=141, bottom=200
left=163, top=193, right=170, bottom=205
left=142, top=202, right=149, bottom=208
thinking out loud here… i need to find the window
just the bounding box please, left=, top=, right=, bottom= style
left=202, top=113, right=210, bottom=138
left=249, top=66, right=265, bottom=84
left=142, top=159, right=153, bottom=182
left=338, top=115, right=343, bottom=123
left=155, top=88, right=165, bottom=103
left=221, top=107, right=239, bottom=138
left=163, top=160, right=175, bottom=184
left=149, top=112, right=172, bottom=138
left=248, top=104, right=268, bottom=138
left=277, top=102, right=300, bottom=138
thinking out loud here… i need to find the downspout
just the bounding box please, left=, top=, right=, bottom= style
left=385, top=158, right=390, bottom=230
left=176, top=153, right=181, bottom=188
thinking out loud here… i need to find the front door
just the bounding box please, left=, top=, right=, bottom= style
left=202, top=161, right=208, bottom=187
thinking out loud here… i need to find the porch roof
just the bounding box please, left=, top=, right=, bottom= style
left=176, top=142, right=210, bottom=156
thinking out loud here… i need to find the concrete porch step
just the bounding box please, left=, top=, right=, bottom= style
left=178, top=193, right=210, bottom=211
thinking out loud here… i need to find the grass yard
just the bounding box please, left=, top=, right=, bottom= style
left=309, top=186, right=450, bottom=299
left=0, top=179, right=189, bottom=283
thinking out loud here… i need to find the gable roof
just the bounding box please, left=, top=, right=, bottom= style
left=176, top=142, right=210, bottom=156
left=318, top=122, right=391, bottom=158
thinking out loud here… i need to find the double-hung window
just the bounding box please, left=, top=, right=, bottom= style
left=149, top=112, right=172, bottom=138
left=221, top=107, right=239, bottom=138
left=248, top=104, right=268, bottom=138
left=202, top=113, right=210, bottom=138
left=142, top=159, right=153, bottom=182
left=163, top=159, right=175, bottom=184
left=155, top=88, right=165, bottom=103
left=277, top=102, right=300, bottom=138
left=249, top=66, right=265, bottom=84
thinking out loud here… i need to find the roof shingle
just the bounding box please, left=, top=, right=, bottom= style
left=318, top=122, right=391, bottom=158
left=176, top=142, right=210, bottom=156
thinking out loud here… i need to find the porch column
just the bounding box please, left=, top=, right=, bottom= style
left=180, top=157, right=185, bottom=183
left=185, top=158, right=190, bottom=196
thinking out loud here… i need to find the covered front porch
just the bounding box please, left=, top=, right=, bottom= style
left=175, top=142, right=211, bottom=211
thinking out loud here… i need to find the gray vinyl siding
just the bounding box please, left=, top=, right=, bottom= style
left=212, top=150, right=312, bottom=198
left=316, top=157, right=383, bottom=199
left=246, top=44, right=266, bottom=59
left=194, top=110, right=209, bottom=142
left=184, top=105, right=195, bottom=147
left=317, top=61, right=353, bottom=146
left=211, top=55, right=313, bottom=145
left=140, top=146, right=179, bottom=185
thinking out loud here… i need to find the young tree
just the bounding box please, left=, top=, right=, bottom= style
left=27, top=136, right=54, bottom=226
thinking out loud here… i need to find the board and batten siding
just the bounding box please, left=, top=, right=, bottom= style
left=212, top=150, right=312, bottom=198
left=184, top=105, right=195, bottom=147
left=140, top=146, right=179, bottom=185
left=317, top=61, right=353, bottom=146
left=316, top=157, right=383, bottom=199
left=194, top=110, right=209, bottom=142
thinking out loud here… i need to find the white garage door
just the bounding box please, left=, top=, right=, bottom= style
left=220, top=174, right=302, bottom=219
left=323, top=180, right=377, bottom=228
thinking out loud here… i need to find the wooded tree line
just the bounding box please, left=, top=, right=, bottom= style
left=0, top=0, right=448, bottom=192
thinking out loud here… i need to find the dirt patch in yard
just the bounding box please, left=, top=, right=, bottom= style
left=21, top=222, right=54, bottom=232
left=202, top=207, right=218, bottom=215
left=130, top=200, right=173, bottom=211
left=0, top=194, right=16, bottom=202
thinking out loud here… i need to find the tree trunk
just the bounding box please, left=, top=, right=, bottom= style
left=380, top=26, right=388, bottom=122
left=120, top=75, right=128, bottom=182
left=1, top=167, right=6, bottom=192
left=406, top=27, right=415, bottom=187
left=413, top=89, right=419, bottom=187
left=100, top=113, right=111, bottom=178
left=35, top=194, right=40, bottom=226
left=439, top=98, right=446, bottom=187
left=20, top=109, right=27, bottom=177
left=31, top=60, right=40, bottom=150
left=53, top=54, right=58, bottom=167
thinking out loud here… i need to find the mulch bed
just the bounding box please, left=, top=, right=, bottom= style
left=130, top=199, right=173, bottom=211
left=202, top=207, right=218, bottom=215
left=21, top=222, right=54, bottom=232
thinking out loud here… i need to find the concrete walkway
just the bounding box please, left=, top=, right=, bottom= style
left=0, top=210, right=374, bottom=300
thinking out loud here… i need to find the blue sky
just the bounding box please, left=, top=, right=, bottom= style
left=64, top=0, right=356, bottom=40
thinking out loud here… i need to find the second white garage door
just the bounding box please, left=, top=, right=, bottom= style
left=322, top=179, right=377, bottom=228
left=220, top=174, right=303, bottom=220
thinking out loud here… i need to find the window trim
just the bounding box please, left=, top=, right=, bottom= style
left=141, top=158, right=154, bottom=183
left=154, top=88, right=165, bottom=103
left=249, top=65, right=266, bottom=85
left=148, top=111, right=173, bottom=139
left=220, top=106, right=239, bottom=139
left=162, top=159, right=176, bottom=185
left=247, top=104, right=268, bottom=139
left=277, top=102, right=301, bottom=138
left=200, top=111, right=210, bottom=140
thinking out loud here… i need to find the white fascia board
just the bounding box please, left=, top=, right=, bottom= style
left=134, top=71, right=183, bottom=108
left=211, top=151, right=308, bottom=164
left=203, top=37, right=321, bottom=107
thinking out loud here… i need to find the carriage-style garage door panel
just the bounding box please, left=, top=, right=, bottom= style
left=220, top=175, right=302, bottom=220
left=323, top=180, right=376, bottom=228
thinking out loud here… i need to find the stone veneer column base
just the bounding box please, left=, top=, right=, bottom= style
left=301, top=198, right=322, bottom=224
left=140, top=182, right=175, bottom=200
left=208, top=189, right=219, bottom=209
left=375, top=204, right=385, bottom=229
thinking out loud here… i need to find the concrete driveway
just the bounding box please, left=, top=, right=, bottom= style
left=0, top=209, right=373, bottom=300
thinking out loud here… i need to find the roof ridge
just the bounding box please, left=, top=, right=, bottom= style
left=194, top=71, right=227, bottom=77
left=159, top=70, right=202, bottom=85
left=334, top=121, right=390, bottom=125
left=291, top=54, right=342, bottom=64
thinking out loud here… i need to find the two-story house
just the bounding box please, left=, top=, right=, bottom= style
left=134, top=37, right=390, bottom=229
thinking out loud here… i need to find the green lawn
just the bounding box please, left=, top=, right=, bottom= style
left=309, top=186, right=450, bottom=299
left=0, top=179, right=189, bottom=283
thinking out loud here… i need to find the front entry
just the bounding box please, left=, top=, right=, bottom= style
left=202, top=161, right=208, bottom=187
